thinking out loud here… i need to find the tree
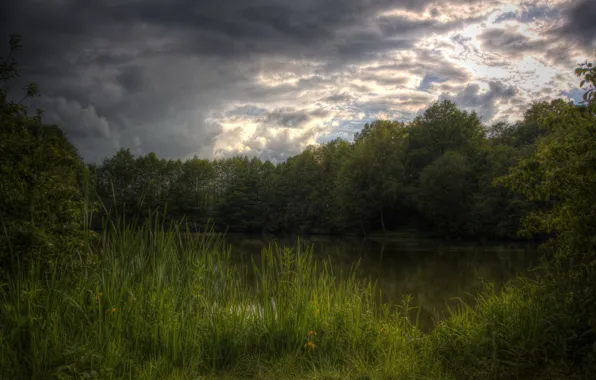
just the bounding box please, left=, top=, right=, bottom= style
left=576, top=53, right=596, bottom=105
left=405, top=100, right=485, bottom=177
left=417, top=151, right=473, bottom=237
left=215, top=156, right=270, bottom=232
left=497, top=55, right=596, bottom=255
left=96, top=148, right=138, bottom=219
left=168, top=156, right=212, bottom=228
left=0, top=35, right=87, bottom=272
left=337, top=121, right=407, bottom=232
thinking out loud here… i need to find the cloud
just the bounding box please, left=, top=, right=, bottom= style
left=1, top=0, right=593, bottom=162
left=323, top=93, right=354, bottom=103
left=478, top=28, right=548, bottom=57
left=366, top=50, right=472, bottom=84
left=418, top=74, right=448, bottom=91
left=38, top=97, right=112, bottom=140
left=439, top=81, right=518, bottom=121
left=556, top=0, right=596, bottom=48
left=493, top=4, right=560, bottom=24
left=262, top=108, right=331, bottom=129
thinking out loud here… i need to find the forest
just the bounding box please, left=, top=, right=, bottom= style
left=90, top=99, right=557, bottom=240
left=1, top=35, right=595, bottom=379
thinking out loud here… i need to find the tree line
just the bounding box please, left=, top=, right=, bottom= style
left=88, top=99, right=569, bottom=240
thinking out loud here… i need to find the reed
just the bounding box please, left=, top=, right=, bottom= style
left=0, top=214, right=440, bottom=379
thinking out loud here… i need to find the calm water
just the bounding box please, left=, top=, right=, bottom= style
left=223, top=234, right=541, bottom=330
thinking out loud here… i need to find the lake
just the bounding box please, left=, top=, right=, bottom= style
left=222, top=233, right=541, bottom=330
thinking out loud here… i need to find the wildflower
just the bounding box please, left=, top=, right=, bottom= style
left=105, top=307, right=117, bottom=314
left=307, top=330, right=317, bottom=337
left=304, top=341, right=316, bottom=350
left=94, top=292, right=103, bottom=303
left=380, top=327, right=385, bottom=333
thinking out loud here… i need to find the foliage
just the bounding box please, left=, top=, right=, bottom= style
left=576, top=53, right=596, bottom=105
left=89, top=99, right=547, bottom=241
left=0, top=35, right=89, bottom=274
left=497, top=99, right=596, bottom=252
left=432, top=266, right=596, bottom=380
left=1, top=213, right=594, bottom=379
left=417, top=151, right=473, bottom=236
left=337, top=122, right=408, bottom=232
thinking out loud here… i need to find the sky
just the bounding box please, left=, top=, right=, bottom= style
left=2, top=0, right=595, bottom=163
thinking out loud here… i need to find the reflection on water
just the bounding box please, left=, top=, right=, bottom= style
left=223, top=234, right=541, bottom=330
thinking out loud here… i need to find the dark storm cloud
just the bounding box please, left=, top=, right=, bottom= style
left=117, top=65, right=147, bottom=94
left=4, top=0, right=474, bottom=162
left=367, top=49, right=472, bottom=83
left=2, top=0, right=586, bottom=162
left=494, top=4, right=560, bottom=24
left=354, top=92, right=435, bottom=117
left=478, top=28, right=548, bottom=56
left=439, top=81, right=518, bottom=121
left=2, top=0, right=439, bottom=64
left=418, top=74, right=448, bottom=91
left=262, top=108, right=331, bottom=129
left=39, top=97, right=112, bottom=140
left=478, top=24, right=585, bottom=65
left=360, top=74, right=410, bottom=87
left=556, top=0, right=596, bottom=48
left=324, top=93, right=354, bottom=103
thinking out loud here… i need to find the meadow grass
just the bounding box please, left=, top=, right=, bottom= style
left=0, top=216, right=444, bottom=379
left=1, top=215, right=594, bottom=379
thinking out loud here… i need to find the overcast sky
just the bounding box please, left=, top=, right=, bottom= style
left=3, top=0, right=595, bottom=163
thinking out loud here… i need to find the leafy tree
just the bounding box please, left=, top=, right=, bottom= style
left=96, top=148, right=138, bottom=219
left=466, top=142, right=535, bottom=239
left=482, top=56, right=596, bottom=377
left=417, top=151, right=473, bottom=237
left=576, top=53, right=596, bottom=105
left=405, top=100, right=484, bottom=178
left=215, top=157, right=270, bottom=232
left=337, top=121, right=407, bottom=232
left=315, top=138, right=352, bottom=232
left=0, top=35, right=87, bottom=272
left=168, top=156, right=212, bottom=228
left=497, top=96, right=596, bottom=254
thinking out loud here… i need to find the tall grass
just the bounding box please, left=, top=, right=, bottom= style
left=430, top=257, right=596, bottom=380
left=0, top=214, right=445, bottom=379
left=1, top=210, right=594, bottom=379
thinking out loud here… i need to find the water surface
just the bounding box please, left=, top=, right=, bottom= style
left=224, top=234, right=541, bottom=330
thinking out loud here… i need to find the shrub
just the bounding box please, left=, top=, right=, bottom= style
left=0, top=35, right=89, bottom=274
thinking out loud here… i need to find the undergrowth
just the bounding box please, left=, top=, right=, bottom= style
left=1, top=215, right=594, bottom=379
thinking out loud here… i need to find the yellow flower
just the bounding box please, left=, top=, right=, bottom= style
left=304, top=341, right=316, bottom=350
left=307, top=330, right=317, bottom=337
left=380, top=327, right=385, bottom=333
left=105, top=307, right=117, bottom=314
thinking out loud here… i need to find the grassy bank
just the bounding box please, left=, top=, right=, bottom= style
left=1, top=217, right=594, bottom=379
left=0, top=218, right=439, bottom=379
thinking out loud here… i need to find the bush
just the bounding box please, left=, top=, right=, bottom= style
left=0, top=35, right=89, bottom=274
